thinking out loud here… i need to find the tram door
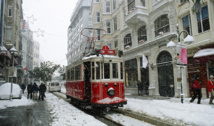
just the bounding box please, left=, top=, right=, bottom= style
left=84, top=62, right=91, bottom=101
left=157, top=51, right=174, bottom=97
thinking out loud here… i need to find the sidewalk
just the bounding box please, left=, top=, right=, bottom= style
left=123, top=94, right=214, bottom=126
left=0, top=93, right=52, bottom=126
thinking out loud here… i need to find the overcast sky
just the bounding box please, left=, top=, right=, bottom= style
left=23, top=0, right=79, bottom=66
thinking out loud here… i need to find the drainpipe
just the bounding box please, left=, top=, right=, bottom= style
left=0, top=0, right=5, bottom=46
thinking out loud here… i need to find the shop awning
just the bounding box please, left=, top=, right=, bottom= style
left=193, top=48, right=214, bottom=63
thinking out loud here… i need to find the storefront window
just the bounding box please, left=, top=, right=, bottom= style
left=125, top=59, right=137, bottom=87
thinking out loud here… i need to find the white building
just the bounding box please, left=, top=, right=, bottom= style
left=66, top=0, right=92, bottom=65
left=33, top=41, right=40, bottom=68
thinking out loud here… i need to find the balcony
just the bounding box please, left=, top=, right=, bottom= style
left=125, top=7, right=148, bottom=26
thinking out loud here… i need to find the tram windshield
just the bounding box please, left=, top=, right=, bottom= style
left=91, top=61, right=123, bottom=80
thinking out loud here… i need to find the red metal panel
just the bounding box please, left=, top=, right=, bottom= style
left=91, top=81, right=126, bottom=105
left=66, top=81, right=85, bottom=100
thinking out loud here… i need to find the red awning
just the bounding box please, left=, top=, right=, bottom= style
left=193, top=48, right=214, bottom=63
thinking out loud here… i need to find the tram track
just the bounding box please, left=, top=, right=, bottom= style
left=52, top=92, right=179, bottom=126
left=52, top=92, right=123, bottom=126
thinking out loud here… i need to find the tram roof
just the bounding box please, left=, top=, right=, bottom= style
left=82, top=54, right=122, bottom=61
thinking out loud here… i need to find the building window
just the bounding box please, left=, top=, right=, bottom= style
left=154, top=14, right=170, bottom=36
left=138, top=26, right=147, bottom=43
left=106, top=20, right=111, bottom=33
left=196, top=5, right=210, bottom=33
left=106, top=0, right=111, bottom=13
left=8, top=5, right=12, bottom=17
left=94, top=0, right=99, bottom=2
left=124, top=34, right=132, bottom=48
left=114, top=39, right=118, bottom=48
left=128, top=0, right=135, bottom=11
left=96, top=12, right=100, bottom=22
left=113, top=0, right=116, bottom=10
left=141, top=0, right=145, bottom=7
left=113, top=16, right=117, bottom=32
left=182, top=14, right=192, bottom=37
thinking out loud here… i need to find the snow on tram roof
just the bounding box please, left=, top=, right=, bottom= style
left=82, top=54, right=119, bottom=60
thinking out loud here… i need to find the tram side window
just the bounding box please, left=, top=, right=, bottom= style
left=67, top=70, right=70, bottom=81
left=92, top=62, right=95, bottom=80
left=71, top=68, right=74, bottom=80
left=121, top=62, right=123, bottom=79
left=113, top=63, right=118, bottom=78
left=75, top=66, right=80, bottom=80
left=104, top=63, right=110, bottom=79
left=96, top=62, right=100, bottom=79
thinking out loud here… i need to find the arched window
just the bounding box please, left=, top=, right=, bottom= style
left=124, top=34, right=132, bottom=48
left=138, top=26, right=147, bottom=44
left=154, top=14, right=170, bottom=36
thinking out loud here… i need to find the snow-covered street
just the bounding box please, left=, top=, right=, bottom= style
left=45, top=93, right=107, bottom=126
left=1, top=88, right=214, bottom=126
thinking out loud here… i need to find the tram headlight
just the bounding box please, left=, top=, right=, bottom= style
left=107, top=88, right=115, bottom=97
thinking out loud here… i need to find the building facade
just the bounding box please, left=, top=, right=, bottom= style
left=21, top=21, right=34, bottom=84
left=33, top=41, right=40, bottom=68
left=66, top=0, right=92, bottom=65
left=90, top=0, right=214, bottom=98
left=0, top=0, right=23, bottom=84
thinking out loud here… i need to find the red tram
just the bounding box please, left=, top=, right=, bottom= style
left=66, top=46, right=127, bottom=108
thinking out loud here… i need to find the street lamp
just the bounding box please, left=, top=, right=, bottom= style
left=9, top=46, right=18, bottom=100
left=167, top=30, right=194, bottom=103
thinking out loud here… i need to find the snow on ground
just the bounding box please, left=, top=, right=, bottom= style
left=0, top=95, right=35, bottom=109
left=123, top=97, right=214, bottom=126
left=107, top=113, right=154, bottom=126
left=45, top=93, right=106, bottom=126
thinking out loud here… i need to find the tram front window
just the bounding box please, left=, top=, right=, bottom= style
left=113, top=63, right=118, bottom=78
left=96, top=62, right=100, bottom=79
left=104, top=63, right=110, bottom=79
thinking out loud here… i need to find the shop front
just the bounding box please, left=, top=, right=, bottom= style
left=188, top=47, right=214, bottom=98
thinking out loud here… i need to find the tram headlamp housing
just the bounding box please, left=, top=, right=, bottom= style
left=114, top=83, right=117, bottom=87
left=107, top=88, right=115, bottom=97
left=105, top=83, right=108, bottom=87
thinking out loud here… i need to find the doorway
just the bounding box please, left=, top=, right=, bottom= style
left=157, top=51, right=174, bottom=97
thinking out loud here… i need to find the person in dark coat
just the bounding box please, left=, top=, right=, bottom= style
left=190, top=75, right=202, bottom=104
left=137, top=80, right=143, bottom=96
left=32, top=83, right=39, bottom=100
left=39, top=83, right=47, bottom=100
left=27, top=83, right=33, bottom=99
left=21, top=83, right=26, bottom=94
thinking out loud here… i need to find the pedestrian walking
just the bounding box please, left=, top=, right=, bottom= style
left=39, top=83, right=47, bottom=101
left=190, top=75, right=202, bottom=104
left=137, top=80, right=143, bottom=96
left=207, top=75, right=214, bottom=105
left=21, top=83, right=26, bottom=94
left=27, top=83, right=33, bottom=99
left=32, top=83, right=39, bottom=100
